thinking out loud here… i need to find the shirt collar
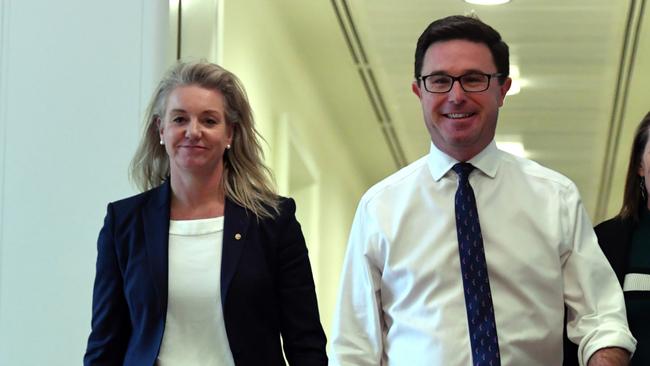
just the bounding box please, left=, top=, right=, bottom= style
left=426, top=140, right=500, bottom=181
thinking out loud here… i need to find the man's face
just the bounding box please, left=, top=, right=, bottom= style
left=411, top=39, right=511, bottom=161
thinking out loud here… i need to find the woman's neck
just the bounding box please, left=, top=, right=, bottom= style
left=169, top=170, right=226, bottom=220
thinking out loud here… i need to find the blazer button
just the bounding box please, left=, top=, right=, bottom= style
left=235, top=233, right=242, bottom=240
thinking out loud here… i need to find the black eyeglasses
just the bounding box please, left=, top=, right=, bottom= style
left=418, top=72, right=502, bottom=93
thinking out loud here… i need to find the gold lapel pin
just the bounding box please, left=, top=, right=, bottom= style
left=234, top=233, right=242, bottom=240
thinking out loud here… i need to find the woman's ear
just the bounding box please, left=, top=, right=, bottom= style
left=155, top=116, right=163, bottom=139
left=227, top=123, right=234, bottom=146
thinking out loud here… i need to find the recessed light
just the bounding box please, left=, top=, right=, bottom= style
left=507, top=81, right=521, bottom=96
left=464, top=0, right=511, bottom=5
left=506, top=65, right=522, bottom=96
left=496, top=141, right=528, bottom=158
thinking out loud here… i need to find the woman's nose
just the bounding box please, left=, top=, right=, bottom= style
left=185, top=119, right=201, bottom=139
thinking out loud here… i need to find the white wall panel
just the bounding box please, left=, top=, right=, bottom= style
left=0, top=1, right=167, bottom=364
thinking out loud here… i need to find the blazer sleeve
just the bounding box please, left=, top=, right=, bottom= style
left=275, top=198, right=328, bottom=366
left=84, top=203, right=131, bottom=365
left=594, top=218, right=632, bottom=286
left=563, top=217, right=632, bottom=366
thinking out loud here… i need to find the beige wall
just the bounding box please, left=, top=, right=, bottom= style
left=0, top=0, right=168, bottom=364
left=605, top=3, right=650, bottom=220
left=176, top=0, right=366, bottom=335
left=220, top=0, right=365, bottom=333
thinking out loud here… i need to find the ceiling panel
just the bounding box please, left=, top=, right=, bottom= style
left=346, top=0, right=633, bottom=217
left=271, top=1, right=647, bottom=220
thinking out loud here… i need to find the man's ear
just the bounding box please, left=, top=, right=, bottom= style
left=497, top=77, right=512, bottom=106
left=412, top=80, right=422, bottom=99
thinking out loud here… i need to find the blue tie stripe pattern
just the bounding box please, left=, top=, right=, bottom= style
left=453, top=163, right=500, bottom=366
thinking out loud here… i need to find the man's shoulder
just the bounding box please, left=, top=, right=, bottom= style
left=501, top=152, right=575, bottom=190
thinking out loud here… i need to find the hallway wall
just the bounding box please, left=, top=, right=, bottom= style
left=218, top=0, right=366, bottom=335
left=0, top=1, right=168, bottom=364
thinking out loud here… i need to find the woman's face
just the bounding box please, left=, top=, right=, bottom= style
left=159, top=85, right=233, bottom=179
left=639, top=132, right=650, bottom=208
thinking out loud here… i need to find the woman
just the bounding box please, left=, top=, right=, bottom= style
left=593, top=111, right=650, bottom=365
left=84, top=61, right=328, bottom=365
left=563, top=113, right=650, bottom=366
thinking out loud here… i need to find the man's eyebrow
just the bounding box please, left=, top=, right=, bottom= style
left=421, top=70, right=447, bottom=76
left=462, top=68, right=491, bottom=74
left=422, top=68, right=491, bottom=76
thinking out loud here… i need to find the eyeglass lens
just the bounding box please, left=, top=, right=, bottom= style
left=425, top=74, right=490, bottom=93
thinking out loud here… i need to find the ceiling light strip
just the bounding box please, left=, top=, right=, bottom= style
left=464, top=0, right=511, bottom=5
left=329, top=0, right=359, bottom=65
left=595, top=0, right=646, bottom=221
left=176, top=0, right=182, bottom=60
left=367, top=68, right=408, bottom=165
left=330, top=0, right=408, bottom=168
left=356, top=68, right=404, bottom=168
left=340, top=0, right=369, bottom=64
left=367, top=69, right=392, bottom=123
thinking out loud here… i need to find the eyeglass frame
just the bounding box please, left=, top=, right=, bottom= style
left=417, top=72, right=503, bottom=93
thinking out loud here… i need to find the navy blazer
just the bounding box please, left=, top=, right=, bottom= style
left=593, top=216, right=635, bottom=285
left=563, top=215, right=636, bottom=365
left=84, top=181, right=328, bottom=365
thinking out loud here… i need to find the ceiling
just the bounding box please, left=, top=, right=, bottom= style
left=275, top=0, right=649, bottom=221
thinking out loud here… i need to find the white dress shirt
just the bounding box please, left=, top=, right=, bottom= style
left=330, top=141, right=636, bottom=366
left=157, top=216, right=235, bottom=366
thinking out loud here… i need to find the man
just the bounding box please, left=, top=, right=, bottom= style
left=330, top=15, right=636, bottom=366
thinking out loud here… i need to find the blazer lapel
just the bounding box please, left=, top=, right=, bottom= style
left=142, top=180, right=171, bottom=314
left=221, top=198, right=250, bottom=305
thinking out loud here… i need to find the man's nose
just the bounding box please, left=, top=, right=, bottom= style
left=447, top=81, right=466, bottom=103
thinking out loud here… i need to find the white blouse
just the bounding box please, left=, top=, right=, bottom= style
left=157, top=216, right=235, bottom=366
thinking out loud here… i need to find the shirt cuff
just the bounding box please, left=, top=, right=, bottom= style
left=579, top=323, right=637, bottom=366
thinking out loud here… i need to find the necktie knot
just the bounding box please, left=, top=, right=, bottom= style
left=453, top=162, right=475, bottom=181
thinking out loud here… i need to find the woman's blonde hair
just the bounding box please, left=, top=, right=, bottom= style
left=130, top=61, right=279, bottom=218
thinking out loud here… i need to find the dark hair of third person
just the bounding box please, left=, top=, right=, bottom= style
left=619, top=111, right=650, bottom=221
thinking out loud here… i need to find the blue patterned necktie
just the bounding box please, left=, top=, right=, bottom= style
left=453, top=163, right=501, bottom=366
